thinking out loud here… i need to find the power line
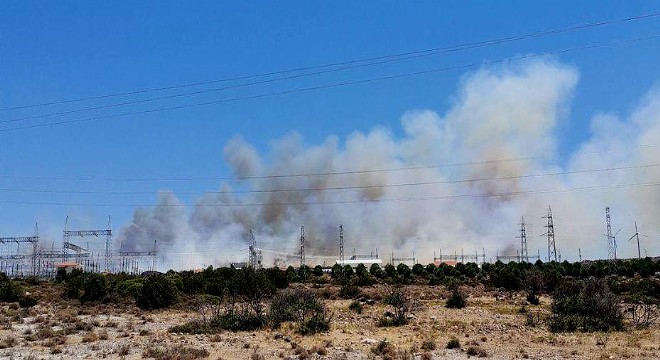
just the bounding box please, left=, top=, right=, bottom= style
left=1, top=34, right=659, bottom=133
left=2, top=11, right=658, bottom=113
left=1, top=180, right=659, bottom=207
left=0, top=162, right=657, bottom=196
left=0, top=144, right=658, bottom=183
left=0, top=143, right=654, bottom=182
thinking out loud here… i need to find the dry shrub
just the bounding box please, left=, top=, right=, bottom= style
left=250, top=353, right=265, bottom=360
left=446, top=338, right=460, bottom=349
left=116, top=344, right=130, bottom=356
left=142, top=345, right=210, bottom=360
left=421, top=339, right=436, bottom=351
left=466, top=345, right=488, bottom=357
left=371, top=340, right=396, bottom=357
left=81, top=331, right=99, bottom=343
left=310, top=344, right=328, bottom=355
left=0, top=336, right=15, bottom=349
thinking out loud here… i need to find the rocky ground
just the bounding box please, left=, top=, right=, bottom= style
left=0, top=285, right=658, bottom=359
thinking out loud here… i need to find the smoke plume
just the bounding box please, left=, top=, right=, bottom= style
left=117, top=58, right=660, bottom=269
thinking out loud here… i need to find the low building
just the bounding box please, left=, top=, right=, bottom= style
left=54, top=262, right=82, bottom=274
left=433, top=260, right=458, bottom=267
left=336, top=259, right=382, bottom=268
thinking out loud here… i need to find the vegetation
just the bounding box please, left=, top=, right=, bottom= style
left=1, top=256, right=658, bottom=336
left=445, top=287, right=467, bottom=309
left=446, top=338, right=460, bottom=349
left=137, top=274, right=177, bottom=310
left=379, top=286, right=410, bottom=327
left=548, top=278, right=623, bottom=332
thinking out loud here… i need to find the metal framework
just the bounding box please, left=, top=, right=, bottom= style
left=605, top=206, right=618, bottom=260
left=434, top=248, right=486, bottom=264
left=0, top=223, right=39, bottom=276
left=119, top=240, right=157, bottom=274
left=518, top=216, right=529, bottom=262
left=247, top=230, right=262, bottom=269
left=63, top=216, right=112, bottom=272
left=338, top=225, right=344, bottom=265
left=391, top=253, right=415, bottom=265
left=542, top=206, right=557, bottom=262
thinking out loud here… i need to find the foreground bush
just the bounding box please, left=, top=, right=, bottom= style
left=80, top=273, right=108, bottom=303
left=137, top=274, right=178, bottom=310
left=269, top=288, right=331, bottom=335
left=548, top=278, right=623, bottom=332
left=0, top=274, right=22, bottom=302
left=445, top=288, right=467, bottom=309
left=379, top=286, right=410, bottom=326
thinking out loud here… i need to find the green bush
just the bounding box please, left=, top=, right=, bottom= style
left=339, top=282, right=361, bottom=299
left=312, top=265, right=324, bottom=277
left=268, top=288, right=331, bottom=335
left=526, top=292, right=540, bottom=305
left=18, top=295, right=38, bottom=308
left=80, top=273, right=108, bottom=303
left=137, top=274, right=178, bottom=310
left=115, top=279, right=143, bottom=300
left=0, top=274, right=22, bottom=302
left=298, top=312, right=331, bottom=335
left=548, top=278, right=623, bottom=332
left=349, top=300, right=363, bottom=314
left=446, top=338, right=460, bottom=349
left=445, top=288, right=467, bottom=309
left=210, top=310, right=265, bottom=332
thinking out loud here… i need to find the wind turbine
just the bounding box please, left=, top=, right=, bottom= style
left=628, top=222, right=647, bottom=259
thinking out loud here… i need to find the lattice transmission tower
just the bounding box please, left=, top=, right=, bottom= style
left=605, top=206, right=619, bottom=260
left=517, top=216, right=529, bottom=262
left=542, top=207, right=557, bottom=262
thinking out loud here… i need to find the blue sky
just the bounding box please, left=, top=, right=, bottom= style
left=1, top=1, right=660, bottom=259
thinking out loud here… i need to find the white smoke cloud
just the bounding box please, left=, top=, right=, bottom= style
left=118, top=57, right=660, bottom=269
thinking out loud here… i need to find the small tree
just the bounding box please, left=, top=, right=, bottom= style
left=370, top=263, right=383, bottom=278
left=312, top=265, right=324, bottom=277
left=384, top=264, right=397, bottom=278
left=379, top=286, right=410, bottom=326
left=397, top=263, right=411, bottom=278
left=412, top=263, right=425, bottom=277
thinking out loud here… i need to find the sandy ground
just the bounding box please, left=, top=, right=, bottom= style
left=0, top=285, right=658, bottom=359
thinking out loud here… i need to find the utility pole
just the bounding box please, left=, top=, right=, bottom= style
left=542, top=206, right=557, bottom=262
left=300, top=226, right=305, bottom=268
left=339, top=225, right=344, bottom=265
left=248, top=229, right=256, bottom=268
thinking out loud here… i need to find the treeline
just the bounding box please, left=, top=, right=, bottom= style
left=0, top=257, right=657, bottom=334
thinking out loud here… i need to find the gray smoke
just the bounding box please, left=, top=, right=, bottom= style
left=117, top=58, right=660, bottom=269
